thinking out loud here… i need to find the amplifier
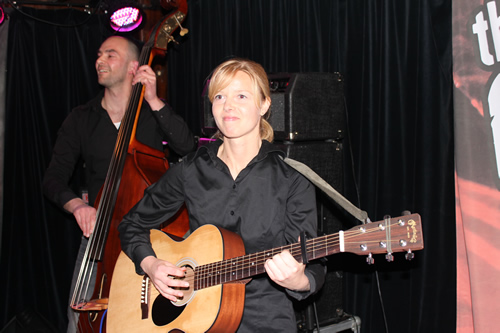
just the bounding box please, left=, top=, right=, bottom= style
left=201, top=72, right=346, bottom=142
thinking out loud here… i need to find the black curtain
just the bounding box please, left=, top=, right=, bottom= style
left=0, top=7, right=112, bottom=332
left=1, top=1, right=455, bottom=332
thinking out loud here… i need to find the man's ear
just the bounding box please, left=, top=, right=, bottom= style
left=128, top=60, right=139, bottom=75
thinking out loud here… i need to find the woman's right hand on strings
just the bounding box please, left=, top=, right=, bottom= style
left=140, top=256, right=189, bottom=303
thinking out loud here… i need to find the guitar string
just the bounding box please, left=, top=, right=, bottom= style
left=150, top=221, right=411, bottom=295
left=189, top=221, right=408, bottom=288
left=192, top=226, right=382, bottom=282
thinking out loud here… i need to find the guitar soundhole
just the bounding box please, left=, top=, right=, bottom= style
left=151, top=264, right=195, bottom=326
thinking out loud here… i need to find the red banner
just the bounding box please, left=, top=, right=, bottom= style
left=453, top=1, right=500, bottom=332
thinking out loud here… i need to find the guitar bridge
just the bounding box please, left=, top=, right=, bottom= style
left=141, top=276, right=150, bottom=319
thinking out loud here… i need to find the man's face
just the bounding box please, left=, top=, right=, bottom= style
left=95, top=37, right=132, bottom=88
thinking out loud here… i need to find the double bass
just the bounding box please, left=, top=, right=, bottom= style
left=70, top=2, right=190, bottom=331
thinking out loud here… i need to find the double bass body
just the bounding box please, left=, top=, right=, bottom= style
left=71, top=2, right=190, bottom=331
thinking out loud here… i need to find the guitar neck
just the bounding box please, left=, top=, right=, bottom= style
left=193, top=213, right=423, bottom=290
left=193, top=234, right=339, bottom=290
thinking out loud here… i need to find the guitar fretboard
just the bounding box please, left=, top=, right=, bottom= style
left=193, top=233, right=340, bottom=290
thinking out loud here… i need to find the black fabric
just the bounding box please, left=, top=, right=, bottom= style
left=1, top=8, right=112, bottom=332
left=1, top=1, right=455, bottom=333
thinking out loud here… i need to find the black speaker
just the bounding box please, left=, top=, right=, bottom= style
left=274, top=140, right=347, bottom=328
left=202, top=72, right=345, bottom=142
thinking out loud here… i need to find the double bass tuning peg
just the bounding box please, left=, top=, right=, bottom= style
left=174, top=16, right=189, bottom=37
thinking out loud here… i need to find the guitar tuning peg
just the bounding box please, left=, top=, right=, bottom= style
left=405, top=249, right=415, bottom=261
left=385, top=253, right=394, bottom=262
left=366, top=253, right=374, bottom=265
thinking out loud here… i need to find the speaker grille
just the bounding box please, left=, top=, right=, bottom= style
left=274, top=141, right=346, bottom=327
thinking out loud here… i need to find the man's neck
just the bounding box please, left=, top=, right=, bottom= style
left=102, top=85, right=132, bottom=123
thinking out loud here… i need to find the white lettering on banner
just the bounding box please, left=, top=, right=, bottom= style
left=470, top=1, right=500, bottom=180
left=487, top=2, right=500, bottom=62
left=472, top=10, right=494, bottom=65
left=488, top=74, right=500, bottom=178
left=472, top=1, right=500, bottom=66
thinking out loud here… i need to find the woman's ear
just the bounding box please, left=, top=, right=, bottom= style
left=261, top=97, right=271, bottom=116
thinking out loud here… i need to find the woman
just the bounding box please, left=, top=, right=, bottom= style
left=118, top=58, right=325, bottom=332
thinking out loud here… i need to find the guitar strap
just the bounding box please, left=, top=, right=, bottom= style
left=282, top=157, right=369, bottom=224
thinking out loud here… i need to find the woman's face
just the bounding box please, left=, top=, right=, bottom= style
left=212, top=71, right=269, bottom=141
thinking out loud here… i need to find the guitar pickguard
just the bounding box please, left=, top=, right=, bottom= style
left=152, top=296, right=186, bottom=326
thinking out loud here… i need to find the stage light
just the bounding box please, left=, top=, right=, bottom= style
left=0, top=5, right=5, bottom=26
left=108, top=1, right=143, bottom=32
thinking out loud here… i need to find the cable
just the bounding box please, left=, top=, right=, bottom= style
left=342, top=94, right=362, bottom=217
left=374, top=270, right=389, bottom=333
left=312, top=301, right=321, bottom=332
left=100, top=309, right=107, bottom=333
left=5, top=0, right=104, bottom=27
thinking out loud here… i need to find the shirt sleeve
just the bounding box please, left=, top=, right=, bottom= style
left=42, top=110, right=82, bottom=209
left=150, top=103, right=196, bottom=156
left=282, top=169, right=327, bottom=300
left=118, top=161, right=187, bottom=274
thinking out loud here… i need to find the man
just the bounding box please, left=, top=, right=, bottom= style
left=42, top=35, right=196, bottom=332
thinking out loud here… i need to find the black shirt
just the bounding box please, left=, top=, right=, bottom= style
left=43, top=90, right=196, bottom=209
left=118, top=139, right=326, bottom=332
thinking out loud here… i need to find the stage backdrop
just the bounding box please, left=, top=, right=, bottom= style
left=1, top=1, right=455, bottom=332
left=453, top=0, right=500, bottom=332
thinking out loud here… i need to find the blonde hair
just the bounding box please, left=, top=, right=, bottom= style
left=208, top=58, right=274, bottom=142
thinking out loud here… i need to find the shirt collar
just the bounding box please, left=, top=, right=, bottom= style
left=199, top=139, right=285, bottom=166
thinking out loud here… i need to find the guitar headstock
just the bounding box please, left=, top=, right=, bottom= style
left=342, top=213, right=424, bottom=262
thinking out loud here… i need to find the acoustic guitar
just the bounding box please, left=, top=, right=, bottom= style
left=107, top=213, right=424, bottom=332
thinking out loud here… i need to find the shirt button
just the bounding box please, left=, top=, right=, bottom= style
left=233, top=184, right=236, bottom=189
left=230, top=211, right=234, bottom=215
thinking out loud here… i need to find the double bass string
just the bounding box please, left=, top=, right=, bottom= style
left=71, top=41, right=154, bottom=308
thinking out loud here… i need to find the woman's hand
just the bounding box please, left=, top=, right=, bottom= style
left=264, top=250, right=310, bottom=292
left=140, top=256, right=189, bottom=303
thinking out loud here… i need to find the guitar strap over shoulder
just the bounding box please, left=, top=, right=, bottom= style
left=282, top=157, right=369, bottom=224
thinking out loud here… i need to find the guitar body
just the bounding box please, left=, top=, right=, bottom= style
left=107, top=225, right=247, bottom=333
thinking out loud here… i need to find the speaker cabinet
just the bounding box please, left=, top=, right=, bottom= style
left=274, top=140, right=346, bottom=328
left=202, top=72, right=345, bottom=141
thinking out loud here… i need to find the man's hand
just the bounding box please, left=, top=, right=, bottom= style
left=64, top=198, right=96, bottom=237
left=132, top=65, right=165, bottom=111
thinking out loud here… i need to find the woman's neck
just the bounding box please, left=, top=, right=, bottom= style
left=218, top=137, right=262, bottom=180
